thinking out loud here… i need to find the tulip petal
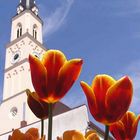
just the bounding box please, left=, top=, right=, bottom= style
left=63, top=130, right=85, bottom=140
left=132, top=114, right=140, bottom=138
left=110, top=121, right=125, bottom=140
left=80, top=81, right=98, bottom=119
left=121, top=111, right=140, bottom=139
left=106, top=76, right=133, bottom=123
left=121, top=111, right=136, bottom=138
left=53, top=59, right=83, bottom=103
left=29, top=54, right=47, bottom=99
left=9, top=128, right=43, bottom=140
left=26, top=89, right=49, bottom=119
left=25, top=128, right=39, bottom=139
left=24, top=133, right=35, bottom=140
left=91, top=75, right=116, bottom=113
left=42, top=50, right=66, bottom=95
left=9, top=129, right=25, bottom=140
left=63, top=130, right=75, bottom=140
left=85, top=130, right=100, bottom=140
left=85, top=130, right=96, bottom=138
left=86, top=133, right=100, bottom=140
left=73, top=131, right=86, bottom=140
left=110, top=111, right=140, bottom=140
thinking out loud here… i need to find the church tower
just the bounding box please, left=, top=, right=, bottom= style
left=0, top=0, right=46, bottom=134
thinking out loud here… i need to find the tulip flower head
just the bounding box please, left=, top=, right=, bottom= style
left=9, top=128, right=45, bottom=140
left=80, top=74, right=133, bottom=125
left=110, top=111, right=140, bottom=140
left=29, top=50, right=83, bottom=103
left=57, top=130, right=100, bottom=140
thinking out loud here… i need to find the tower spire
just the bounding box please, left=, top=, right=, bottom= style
left=17, top=0, right=38, bottom=15
left=20, top=0, right=35, bottom=10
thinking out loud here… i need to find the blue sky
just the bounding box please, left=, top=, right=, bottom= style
left=0, top=0, right=140, bottom=139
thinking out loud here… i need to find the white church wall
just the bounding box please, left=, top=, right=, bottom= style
left=0, top=91, right=39, bottom=135
left=0, top=105, right=105, bottom=140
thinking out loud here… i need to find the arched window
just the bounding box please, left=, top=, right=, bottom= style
left=33, top=24, right=37, bottom=39
left=17, top=23, right=22, bottom=38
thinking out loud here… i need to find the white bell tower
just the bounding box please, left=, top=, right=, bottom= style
left=0, top=0, right=46, bottom=135
left=11, top=0, right=42, bottom=43
left=4, top=0, right=45, bottom=99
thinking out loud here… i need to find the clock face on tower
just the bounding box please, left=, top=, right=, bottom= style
left=32, top=51, right=40, bottom=59
left=11, top=51, right=21, bottom=64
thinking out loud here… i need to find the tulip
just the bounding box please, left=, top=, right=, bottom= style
left=57, top=130, right=100, bottom=140
left=29, top=49, right=83, bottom=140
left=26, top=89, right=55, bottom=138
left=9, top=128, right=45, bottom=140
left=110, top=111, right=140, bottom=140
left=80, top=74, right=133, bottom=140
left=29, top=49, right=83, bottom=103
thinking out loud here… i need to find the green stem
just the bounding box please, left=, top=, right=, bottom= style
left=48, top=103, right=53, bottom=140
left=41, top=119, right=44, bottom=138
left=104, top=125, right=109, bottom=140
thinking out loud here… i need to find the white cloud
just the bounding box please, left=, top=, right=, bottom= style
left=42, top=0, right=74, bottom=38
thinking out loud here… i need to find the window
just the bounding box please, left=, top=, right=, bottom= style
left=9, top=107, right=18, bottom=119
left=17, top=23, right=22, bottom=38
left=33, top=24, right=37, bottom=39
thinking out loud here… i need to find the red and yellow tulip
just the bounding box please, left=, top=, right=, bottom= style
left=110, top=111, right=140, bottom=140
left=57, top=130, right=100, bottom=140
left=8, top=128, right=45, bottom=140
left=80, top=74, right=133, bottom=125
left=29, top=50, right=83, bottom=103
left=29, top=49, right=83, bottom=140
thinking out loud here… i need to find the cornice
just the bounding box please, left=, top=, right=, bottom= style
left=6, top=32, right=47, bottom=51
left=12, top=10, right=43, bottom=25
left=4, top=58, right=28, bottom=73
left=1, top=90, right=26, bottom=104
